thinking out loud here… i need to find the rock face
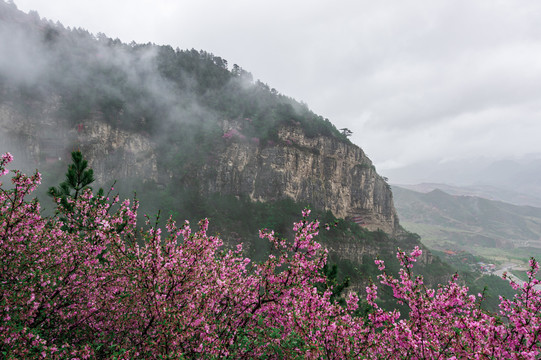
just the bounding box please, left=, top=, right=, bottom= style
left=0, top=100, right=400, bottom=235
left=0, top=98, right=157, bottom=183
left=77, top=119, right=157, bottom=184
left=200, top=121, right=401, bottom=235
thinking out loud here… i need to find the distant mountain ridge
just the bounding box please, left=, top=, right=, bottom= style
left=392, top=185, right=541, bottom=262
left=385, top=156, right=541, bottom=207
left=395, top=182, right=541, bottom=208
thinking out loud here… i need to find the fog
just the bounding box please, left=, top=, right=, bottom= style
left=9, top=0, right=541, bottom=191
left=4, top=0, right=541, bottom=205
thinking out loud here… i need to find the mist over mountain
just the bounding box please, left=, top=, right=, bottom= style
left=385, top=155, right=541, bottom=207
left=0, top=0, right=447, bottom=294
left=0, top=1, right=525, bottom=315
left=0, top=0, right=347, bottom=178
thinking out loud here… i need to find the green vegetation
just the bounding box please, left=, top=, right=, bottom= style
left=48, top=150, right=96, bottom=202
left=0, top=2, right=519, bottom=316
left=511, top=270, right=530, bottom=282
left=394, top=187, right=541, bottom=264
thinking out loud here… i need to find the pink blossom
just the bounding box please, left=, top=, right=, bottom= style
left=0, top=154, right=540, bottom=359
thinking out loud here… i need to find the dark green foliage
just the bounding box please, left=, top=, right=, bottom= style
left=467, top=274, right=517, bottom=311
left=131, top=180, right=513, bottom=313
left=48, top=150, right=95, bottom=208
left=317, top=263, right=350, bottom=306
left=1, top=3, right=351, bottom=143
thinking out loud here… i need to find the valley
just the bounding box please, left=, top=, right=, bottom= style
left=392, top=185, right=541, bottom=267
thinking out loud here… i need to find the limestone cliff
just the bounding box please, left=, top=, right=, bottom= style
left=199, top=120, right=401, bottom=235
left=0, top=98, right=400, bottom=235
left=0, top=97, right=157, bottom=183
left=77, top=120, right=157, bottom=184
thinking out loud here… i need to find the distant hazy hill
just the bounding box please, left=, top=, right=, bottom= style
left=385, top=157, right=541, bottom=208
left=395, top=183, right=541, bottom=208
left=392, top=186, right=541, bottom=262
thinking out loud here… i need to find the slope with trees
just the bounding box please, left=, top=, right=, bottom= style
left=1, top=153, right=540, bottom=358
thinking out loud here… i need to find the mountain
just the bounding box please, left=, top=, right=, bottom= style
left=0, top=1, right=398, bottom=235
left=385, top=156, right=541, bottom=208
left=0, top=0, right=424, bottom=294
left=395, top=183, right=541, bottom=208
left=392, top=186, right=541, bottom=262
left=2, top=2, right=517, bottom=304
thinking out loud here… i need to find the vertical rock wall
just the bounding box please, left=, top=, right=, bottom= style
left=0, top=98, right=157, bottom=183
left=1, top=99, right=401, bottom=235
left=200, top=122, right=401, bottom=235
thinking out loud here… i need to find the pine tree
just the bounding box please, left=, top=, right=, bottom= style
left=48, top=150, right=95, bottom=211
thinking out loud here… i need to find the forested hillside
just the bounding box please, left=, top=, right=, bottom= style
left=2, top=2, right=539, bottom=357
left=0, top=0, right=515, bottom=308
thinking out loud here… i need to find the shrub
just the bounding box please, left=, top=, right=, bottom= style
left=1, top=153, right=539, bottom=359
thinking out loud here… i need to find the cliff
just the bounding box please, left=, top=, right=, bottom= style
left=199, top=120, right=401, bottom=235
left=0, top=98, right=400, bottom=235
left=0, top=97, right=157, bottom=183
left=0, top=1, right=401, bottom=235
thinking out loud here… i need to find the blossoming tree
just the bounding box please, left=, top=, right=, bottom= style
left=0, top=152, right=539, bottom=359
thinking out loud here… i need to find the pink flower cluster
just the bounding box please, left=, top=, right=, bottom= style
left=222, top=129, right=245, bottom=141
left=0, top=153, right=540, bottom=359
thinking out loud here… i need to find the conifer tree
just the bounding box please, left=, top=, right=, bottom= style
left=48, top=150, right=95, bottom=211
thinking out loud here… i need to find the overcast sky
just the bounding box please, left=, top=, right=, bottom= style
left=12, top=0, right=541, bottom=181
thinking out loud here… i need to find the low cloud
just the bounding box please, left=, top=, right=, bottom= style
left=10, top=0, right=541, bottom=184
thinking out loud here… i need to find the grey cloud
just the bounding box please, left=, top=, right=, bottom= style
left=0, top=18, right=53, bottom=84
left=11, top=0, right=541, bottom=179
